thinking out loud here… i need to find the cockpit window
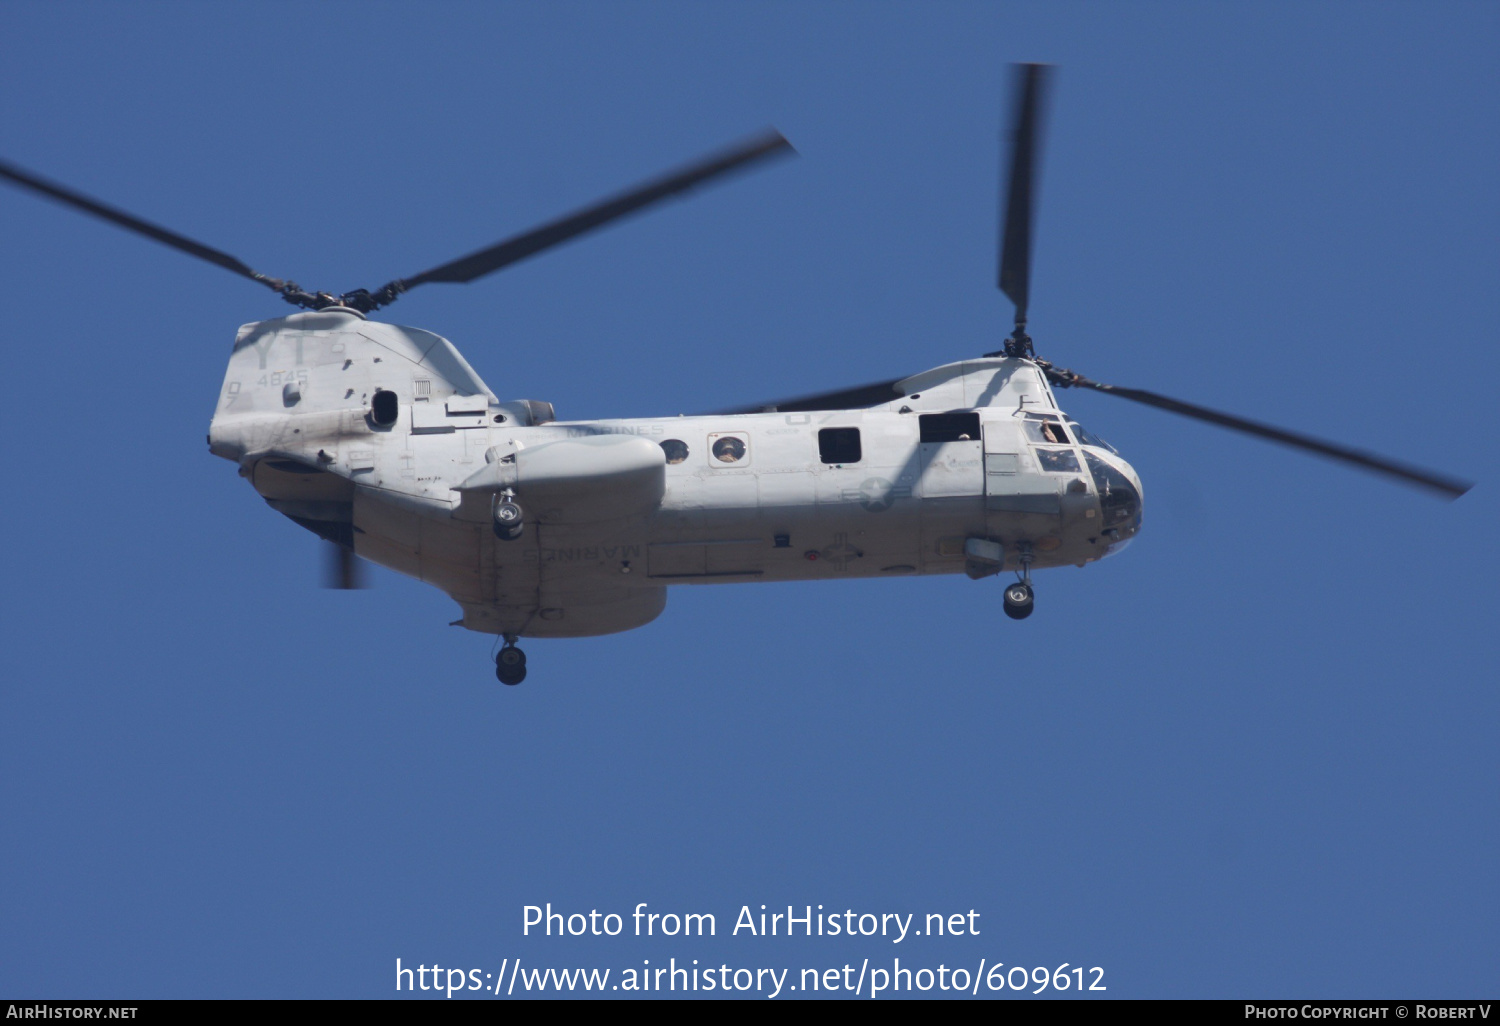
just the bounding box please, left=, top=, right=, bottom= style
left=1084, top=451, right=1141, bottom=529
left=1022, top=418, right=1072, bottom=444
left=1035, top=447, right=1080, bottom=472
left=1068, top=420, right=1118, bottom=454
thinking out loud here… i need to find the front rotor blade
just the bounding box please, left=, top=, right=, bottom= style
left=998, top=63, right=1051, bottom=330
left=704, top=377, right=906, bottom=415
left=392, top=130, right=795, bottom=292
left=1045, top=366, right=1473, bottom=499
left=0, top=158, right=285, bottom=292
left=323, top=542, right=367, bottom=590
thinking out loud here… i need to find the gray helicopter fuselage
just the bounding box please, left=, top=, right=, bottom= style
left=208, top=309, right=1142, bottom=638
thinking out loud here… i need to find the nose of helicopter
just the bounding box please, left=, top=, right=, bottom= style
left=1117, top=454, right=1144, bottom=530
left=1080, top=447, right=1143, bottom=554
left=1115, top=454, right=1144, bottom=504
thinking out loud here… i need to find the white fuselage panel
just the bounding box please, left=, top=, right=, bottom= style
left=209, top=312, right=1142, bottom=638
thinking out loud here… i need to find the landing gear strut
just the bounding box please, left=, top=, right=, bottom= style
left=1003, top=543, right=1036, bottom=620
left=495, top=635, right=527, bottom=685
left=492, top=490, right=524, bottom=542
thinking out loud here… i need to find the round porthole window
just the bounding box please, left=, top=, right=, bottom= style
left=711, top=436, right=746, bottom=463
left=661, top=439, right=689, bottom=465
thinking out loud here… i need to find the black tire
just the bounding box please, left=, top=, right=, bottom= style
left=492, top=520, right=523, bottom=542
left=494, top=500, right=523, bottom=526
left=1003, top=582, right=1034, bottom=621
left=495, top=662, right=526, bottom=685
left=497, top=646, right=527, bottom=669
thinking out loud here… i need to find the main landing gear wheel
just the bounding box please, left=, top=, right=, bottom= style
left=1003, top=581, right=1035, bottom=620
left=492, top=494, right=524, bottom=542
left=495, top=640, right=527, bottom=685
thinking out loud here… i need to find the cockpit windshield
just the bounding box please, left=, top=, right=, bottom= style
left=1084, top=451, right=1141, bottom=530
left=1068, top=420, right=1118, bottom=455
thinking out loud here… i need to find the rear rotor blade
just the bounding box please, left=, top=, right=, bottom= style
left=998, top=63, right=1051, bottom=332
left=1045, top=365, right=1473, bottom=499
left=385, top=130, right=795, bottom=296
left=0, top=158, right=289, bottom=295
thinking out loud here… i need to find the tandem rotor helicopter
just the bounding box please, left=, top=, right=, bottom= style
left=1, top=65, right=1472, bottom=684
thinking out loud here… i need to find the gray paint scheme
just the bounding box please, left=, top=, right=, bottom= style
left=209, top=309, right=1142, bottom=638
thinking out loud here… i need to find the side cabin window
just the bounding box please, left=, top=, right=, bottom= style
left=710, top=434, right=748, bottom=464
left=818, top=427, right=862, bottom=464
left=919, top=412, right=981, bottom=443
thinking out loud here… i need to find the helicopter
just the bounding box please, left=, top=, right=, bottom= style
left=0, top=64, right=1471, bottom=685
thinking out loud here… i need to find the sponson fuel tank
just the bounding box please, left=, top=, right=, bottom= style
left=456, top=435, right=667, bottom=524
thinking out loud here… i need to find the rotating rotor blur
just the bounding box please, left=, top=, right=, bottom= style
left=0, top=130, right=796, bottom=586
left=721, top=63, right=1472, bottom=500
left=0, top=129, right=794, bottom=314
left=0, top=78, right=1472, bottom=502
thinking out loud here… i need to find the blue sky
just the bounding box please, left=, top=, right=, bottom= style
left=1, top=0, right=1496, bottom=999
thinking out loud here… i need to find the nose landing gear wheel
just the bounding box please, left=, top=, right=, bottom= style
left=495, top=642, right=527, bottom=685
left=1003, top=581, right=1034, bottom=620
